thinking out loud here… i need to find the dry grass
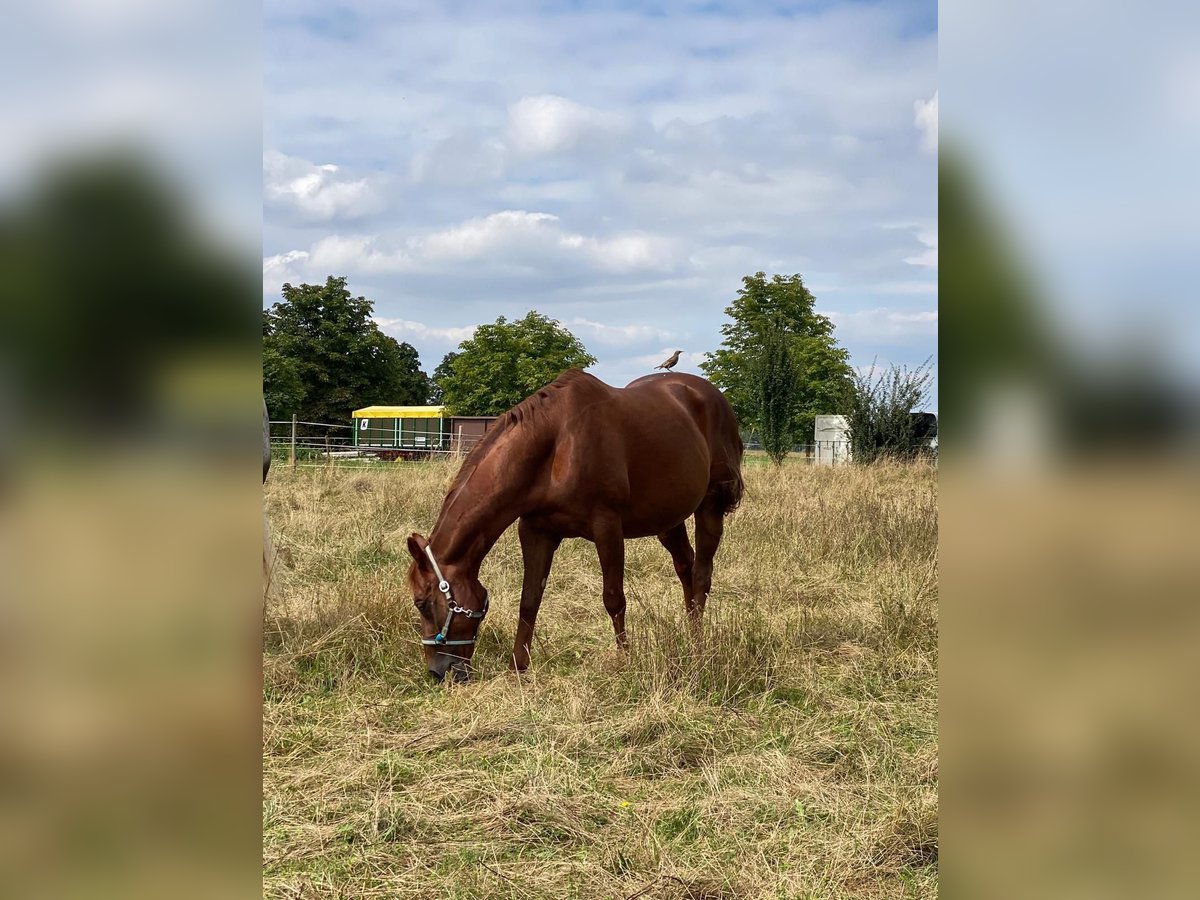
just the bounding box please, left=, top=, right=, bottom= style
left=263, top=458, right=937, bottom=899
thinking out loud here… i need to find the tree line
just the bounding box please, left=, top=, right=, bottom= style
left=262, top=273, right=933, bottom=461
left=262, top=276, right=595, bottom=425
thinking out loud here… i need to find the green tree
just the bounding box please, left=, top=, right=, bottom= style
left=701, top=273, right=854, bottom=441
left=428, top=351, right=459, bottom=405
left=846, top=359, right=934, bottom=464
left=262, top=276, right=428, bottom=426
left=262, top=344, right=305, bottom=418
left=391, top=340, right=431, bottom=408
left=439, top=312, right=597, bottom=415
left=756, top=324, right=803, bottom=465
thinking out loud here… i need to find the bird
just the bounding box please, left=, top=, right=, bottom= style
left=655, top=350, right=683, bottom=371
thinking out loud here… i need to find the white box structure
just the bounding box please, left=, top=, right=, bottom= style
left=814, top=415, right=851, bottom=465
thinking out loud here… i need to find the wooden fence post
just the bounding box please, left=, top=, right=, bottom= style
left=326, top=433, right=332, bottom=468
left=290, top=414, right=297, bottom=469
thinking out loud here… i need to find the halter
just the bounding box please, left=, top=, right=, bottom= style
left=419, top=544, right=489, bottom=647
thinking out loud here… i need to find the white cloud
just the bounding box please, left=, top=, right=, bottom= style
left=411, top=210, right=677, bottom=273
left=827, top=308, right=938, bottom=344
left=914, top=91, right=938, bottom=153
left=415, top=210, right=558, bottom=261
left=262, top=249, right=311, bottom=292
left=308, top=234, right=410, bottom=273
left=875, top=280, right=938, bottom=295
left=812, top=279, right=939, bottom=296
left=263, top=150, right=384, bottom=222
left=373, top=318, right=478, bottom=345
left=262, top=210, right=679, bottom=291
left=904, top=228, right=938, bottom=268
left=506, top=95, right=638, bottom=157
left=566, top=318, right=676, bottom=347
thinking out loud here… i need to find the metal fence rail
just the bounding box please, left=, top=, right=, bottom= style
left=268, top=418, right=861, bottom=468
left=268, top=417, right=468, bottom=468
left=743, top=439, right=852, bottom=464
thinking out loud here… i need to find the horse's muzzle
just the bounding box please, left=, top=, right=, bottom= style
left=428, top=658, right=470, bottom=684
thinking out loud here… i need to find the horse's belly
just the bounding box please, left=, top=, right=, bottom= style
left=620, top=507, right=701, bottom=539
left=620, top=460, right=709, bottom=537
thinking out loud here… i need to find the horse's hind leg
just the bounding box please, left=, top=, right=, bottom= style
left=657, top=522, right=695, bottom=611
left=691, top=499, right=726, bottom=622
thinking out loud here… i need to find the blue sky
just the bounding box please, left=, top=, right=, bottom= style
left=264, top=0, right=937, bottom=409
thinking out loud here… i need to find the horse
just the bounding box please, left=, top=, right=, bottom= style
left=405, top=368, right=744, bottom=682
left=263, top=398, right=277, bottom=599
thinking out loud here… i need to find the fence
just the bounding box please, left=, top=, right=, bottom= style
left=743, top=439, right=853, bottom=465
left=268, top=417, right=469, bottom=468
left=270, top=417, right=858, bottom=469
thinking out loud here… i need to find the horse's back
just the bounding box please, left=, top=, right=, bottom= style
left=621, top=373, right=744, bottom=513
left=623, top=373, right=742, bottom=455
left=521, top=370, right=743, bottom=536
left=552, top=371, right=741, bottom=472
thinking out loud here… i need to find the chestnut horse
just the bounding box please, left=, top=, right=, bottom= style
left=406, top=369, right=744, bottom=682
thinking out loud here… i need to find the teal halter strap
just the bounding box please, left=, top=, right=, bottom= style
left=420, top=544, right=489, bottom=647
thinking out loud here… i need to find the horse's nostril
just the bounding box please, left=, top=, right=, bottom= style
left=427, top=668, right=445, bottom=683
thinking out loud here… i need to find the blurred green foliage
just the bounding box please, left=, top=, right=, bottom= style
left=0, top=153, right=252, bottom=436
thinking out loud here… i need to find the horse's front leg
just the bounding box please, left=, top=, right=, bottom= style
left=593, top=515, right=628, bottom=649
left=512, top=518, right=561, bottom=672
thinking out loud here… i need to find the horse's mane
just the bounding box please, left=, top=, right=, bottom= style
left=445, top=369, right=597, bottom=496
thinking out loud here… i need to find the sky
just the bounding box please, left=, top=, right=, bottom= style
left=263, top=0, right=938, bottom=408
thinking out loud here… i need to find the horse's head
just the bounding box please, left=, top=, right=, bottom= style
left=406, top=533, right=489, bottom=684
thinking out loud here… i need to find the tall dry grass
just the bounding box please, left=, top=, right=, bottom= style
left=264, top=456, right=937, bottom=899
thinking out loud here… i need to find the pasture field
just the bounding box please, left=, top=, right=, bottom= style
left=263, top=458, right=938, bottom=899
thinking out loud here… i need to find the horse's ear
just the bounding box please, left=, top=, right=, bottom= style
left=407, top=533, right=431, bottom=568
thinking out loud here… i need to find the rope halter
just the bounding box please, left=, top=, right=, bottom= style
left=419, top=544, right=489, bottom=647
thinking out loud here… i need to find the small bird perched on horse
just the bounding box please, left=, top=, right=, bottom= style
left=655, top=350, right=683, bottom=371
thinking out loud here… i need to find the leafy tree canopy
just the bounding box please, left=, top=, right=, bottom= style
left=756, top=325, right=804, bottom=465
left=262, top=276, right=428, bottom=425
left=438, top=312, right=597, bottom=415
left=701, top=272, right=854, bottom=440
left=262, top=344, right=305, bottom=419
left=428, top=352, right=459, bottom=406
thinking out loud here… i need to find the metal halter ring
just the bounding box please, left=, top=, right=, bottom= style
left=420, top=544, right=489, bottom=647
left=422, top=591, right=490, bottom=646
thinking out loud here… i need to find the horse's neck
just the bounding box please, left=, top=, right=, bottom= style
left=430, top=436, right=532, bottom=574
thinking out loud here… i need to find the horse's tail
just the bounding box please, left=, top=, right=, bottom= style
left=711, top=430, right=745, bottom=516
left=712, top=468, right=745, bottom=516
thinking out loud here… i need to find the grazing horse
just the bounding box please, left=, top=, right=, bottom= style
left=263, top=398, right=275, bottom=598
left=405, top=369, right=744, bottom=682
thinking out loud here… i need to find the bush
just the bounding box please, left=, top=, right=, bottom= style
left=847, top=360, right=935, bottom=464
